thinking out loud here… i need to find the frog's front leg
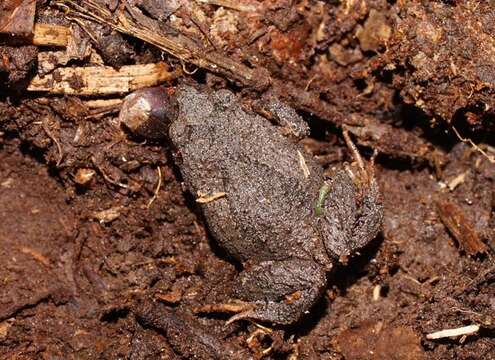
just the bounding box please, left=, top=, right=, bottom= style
left=252, top=98, right=310, bottom=140
left=221, top=259, right=327, bottom=325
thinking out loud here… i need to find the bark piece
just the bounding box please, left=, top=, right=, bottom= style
left=27, top=62, right=179, bottom=96
left=435, top=197, right=488, bottom=256
left=32, top=23, right=70, bottom=47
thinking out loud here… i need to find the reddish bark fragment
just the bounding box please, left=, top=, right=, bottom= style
left=435, top=197, right=488, bottom=256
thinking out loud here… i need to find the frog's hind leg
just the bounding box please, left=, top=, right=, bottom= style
left=224, top=259, right=327, bottom=326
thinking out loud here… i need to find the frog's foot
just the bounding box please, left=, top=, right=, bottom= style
left=221, top=260, right=327, bottom=326
left=318, top=129, right=383, bottom=258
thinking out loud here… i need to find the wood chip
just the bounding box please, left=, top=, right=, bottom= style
left=74, top=168, right=96, bottom=185
left=447, top=171, right=469, bottom=191
left=196, top=191, right=226, bottom=204
left=426, top=324, right=480, bottom=340
left=155, top=287, right=183, bottom=304
left=435, top=197, right=488, bottom=256
left=297, top=150, right=310, bottom=178
left=28, top=62, right=179, bottom=96
left=18, top=246, right=50, bottom=266
left=92, top=206, right=122, bottom=224
left=36, top=24, right=91, bottom=75
left=33, top=23, right=70, bottom=47
left=0, top=320, right=13, bottom=339
left=372, top=284, right=381, bottom=301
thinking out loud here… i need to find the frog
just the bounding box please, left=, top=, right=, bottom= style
left=165, top=85, right=383, bottom=325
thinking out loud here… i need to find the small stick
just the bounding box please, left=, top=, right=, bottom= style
left=342, top=127, right=365, bottom=174
left=28, top=62, right=179, bottom=96
left=372, top=284, right=381, bottom=301
left=451, top=126, right=495, bottom=164
left=196, top=191, right=226, bottom=204
left=297, top=150, right=310, bottom=178
left=196, top=301, right=255, bottom=314
left=426, top=324, right=480, bottom=340
left=41, top=117, right=63, bottom=167
left=147, top=166, right=162, bottom=208
left=91, top=157, right=130, bottom=190
left=18, top=246, right=50, bottom=267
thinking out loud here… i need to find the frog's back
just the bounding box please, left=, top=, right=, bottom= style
left=169, top=86, right=325, bottom=263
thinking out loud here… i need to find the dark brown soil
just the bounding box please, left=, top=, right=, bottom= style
left=1, top=1, right=495, bottom=359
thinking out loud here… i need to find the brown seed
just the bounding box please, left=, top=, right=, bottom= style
left=118, top=86, right=178, bottom=140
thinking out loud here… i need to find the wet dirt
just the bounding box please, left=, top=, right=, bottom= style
left=1, top=1, right=495, bottom=359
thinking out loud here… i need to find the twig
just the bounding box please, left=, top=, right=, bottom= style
left=304, top=74, right=317, bottom=92
left=91, top=156, right=130, bottom=190
left=447, top=171, right=469, bottom=191
left=451, top=126, right=495, bottom=163
left=297, top=150, right=310, bottom=178
left=54, top=0, right=269, bottom=90
left=426, top=324, right=480, bottom=340
left=41, top=117, right=63, bottom=167
left=196, top=191, right=226, bottom=203
left=85, top=98, right=123, bottom=108
left=147, top=166, right=162, bottom=208
left=372, top=284, right=381, bottom=301
left=28, top=62, right=179, bottom=96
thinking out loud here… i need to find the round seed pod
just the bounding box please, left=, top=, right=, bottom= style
left=119, top=86, right=179, bottom=140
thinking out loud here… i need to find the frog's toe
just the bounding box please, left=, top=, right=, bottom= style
left=225, top=300, right=305, bottom=326
left=196, top=299, right=303, bottom=325
left=197, top=260, right=326, bottom=325
left=225, top=308, right=257, bottom=325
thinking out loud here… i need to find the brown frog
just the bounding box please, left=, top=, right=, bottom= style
left=127, top=85, right=383, bottom=325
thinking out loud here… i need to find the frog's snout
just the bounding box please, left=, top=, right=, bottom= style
left=118, top=86, right=179, bottom=140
